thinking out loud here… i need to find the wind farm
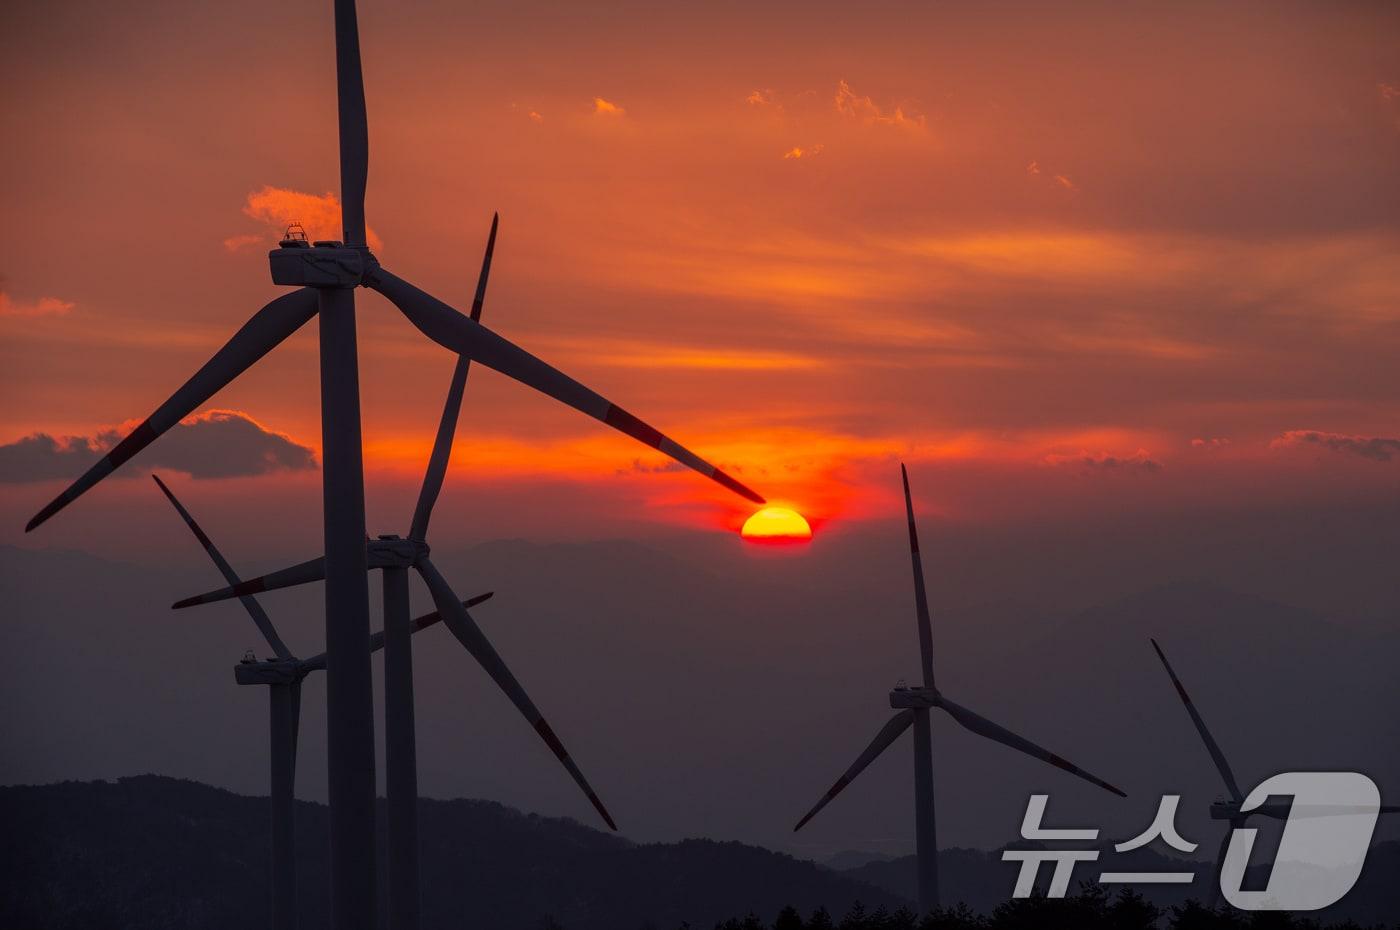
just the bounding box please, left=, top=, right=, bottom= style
left=4, top=0, right=1398, bottom=927
left=152, top=472, right=492, bottom=930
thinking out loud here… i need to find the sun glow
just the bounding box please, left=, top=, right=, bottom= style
left=740, top=506, right=813, bottom=544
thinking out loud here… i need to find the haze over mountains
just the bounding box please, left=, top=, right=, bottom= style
left=3, top=523, right=1397, bottom=858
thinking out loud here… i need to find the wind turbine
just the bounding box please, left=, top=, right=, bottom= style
left=23, top=0, right=764, bottom=923
left=1149, top=638, right=1398, bottom=908
left=152, top=473, right=490, bottom=930
left=170, top=217, right=621, bottom=930
left=793, top=464, right=1125, bottom=914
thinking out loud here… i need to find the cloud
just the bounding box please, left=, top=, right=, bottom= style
left=0, top=292, right=74, bottom=318
left=1053, top=174, right=1079, bottom=192
left=239, top=186, right=384, bottom=252
left=1191, top=437, right=1231, bottom=449
left=616, top=458, right=687, bottom=476
left=1271, top=430, right=1400, bottom=462
left=1043, top=449, right=1162, bottom=473
left=746, top=89, right=775, bottom=107
left=0, top=410, right=316, bottom=483
left=222, top=233, right=264, bottom=253
left=1026, top=160, right=1041, bottom=175
left=593, top=97, right=626, bottom=117
left=529, top=110, right=543, bottom=123
left=1380, top=83, right=1400, bottom=101
left=833, top=80, right=926, bottom=128
left=782, top=145, right=824, bottom=160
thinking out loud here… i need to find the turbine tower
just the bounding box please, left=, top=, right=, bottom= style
left=23, top=0, right=765, bottom=923
left=793, top=464, right=1125, bottom=914
left=170, top=217, right=622, bottom=930
left=152, top=474, right=490, bottom=930
left=1149, top=639, right=1399, bottom=908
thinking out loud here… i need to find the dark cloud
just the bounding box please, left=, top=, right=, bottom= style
left=0, top=411, right=316, bottom=483
left=1044, top=450, right=1163, bottom=474
left=617, top=458, right=687, bottom=476
left=1272, top=430, right=1400, bottom=463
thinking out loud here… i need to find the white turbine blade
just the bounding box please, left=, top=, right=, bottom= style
left=172, top=557, right=327, bottom=609
left=25, top=288, right=319, bottom=532
left=1150, top=639, right=1243, bottom=801
left=151, top=474, right=292, bottom=660
left=901, top=463, right=934, bottom=688
left=415, top=558, right=617, bottom=830
left=938, top=696, right=1126, bottom=797
left=333, top=0, right=368, bottom=247
left=409, top=214, right=498, bottom=542
left=366, top=265, right=765, bottom=505
left=793, top=710, right=915, bottom=831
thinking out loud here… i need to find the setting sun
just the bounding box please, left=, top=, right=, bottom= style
left=740, top=507, right=813, bottom=544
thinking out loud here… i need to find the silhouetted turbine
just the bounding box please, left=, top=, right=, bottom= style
left=23, top=0, right=764, bottom=924
left=793, top=464, right=1124, bottom=914
left=171, top=218, right=619, bottom=930
left=1149, top=639, right=1398, bottom=908
left=152, top=474, right=490, bottom=930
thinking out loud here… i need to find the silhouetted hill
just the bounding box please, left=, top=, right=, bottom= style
left=0, top=775, right=908, bottom=930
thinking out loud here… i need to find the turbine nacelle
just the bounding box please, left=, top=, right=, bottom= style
left=235, top=657, right=305, bottom=687
left=370, top=535, right=429, bottom=568
left=1210, top=798, right=1291, bottom=821
left=268, top=240, right=372, bottom=289
left=889, top=686, right=940, bottom=709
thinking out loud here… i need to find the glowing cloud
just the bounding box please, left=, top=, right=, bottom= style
left=593, top=97, right=626, bottom=117
left=834, top=79, right=925, bottom=128
left=240, top=186, right=384, bottom=252
left=0, top=292, right=73, bottom=318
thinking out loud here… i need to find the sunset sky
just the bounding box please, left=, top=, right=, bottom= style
left=4, top=0, right=1400, bottom=553
left=3, top=0, right=1400, bottom=857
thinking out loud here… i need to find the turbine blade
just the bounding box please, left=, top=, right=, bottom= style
left=333, top=0, right=368, bottom=247
left=151, top=474, right=292, bottom=660
left=25, top=289, right=319, bottom=532
left=172, top=557, right=327, bottom=609
left=298, top=592, right=493, bottom=672
left=366, top=266, right=764, bottom=505
left=937, top=696, right=1126, bottom=797
left=1150, top=639, right=1243, bottom=801
left=409, top=215, right=499, bottom=542
left=901, top=463, right=934, bottom=688
left=416, top=558, right=616, bottom=830
left=372, top=592, right=494, bottom=657
left=793, top=710, right=915, bottom=831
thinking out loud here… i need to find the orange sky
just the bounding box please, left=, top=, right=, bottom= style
left=3, top=0, right=1400, bottom=550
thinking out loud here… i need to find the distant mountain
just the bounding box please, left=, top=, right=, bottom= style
left=5, top=775, right=1397, bottom=929
left=820, top=849, right=897, bottom=871
left=0, top=776, right=909, bottom=930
